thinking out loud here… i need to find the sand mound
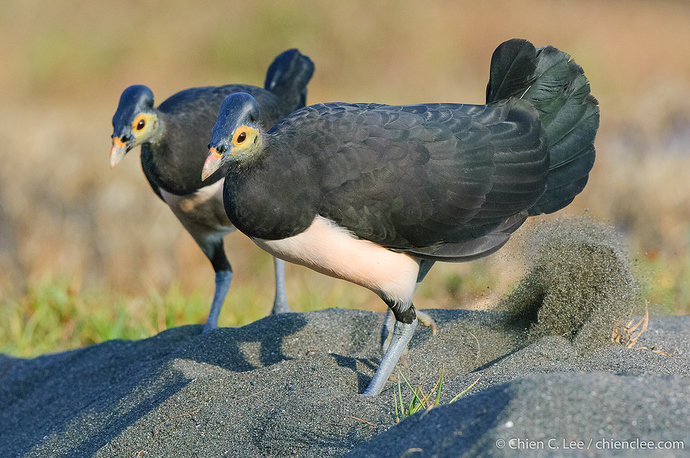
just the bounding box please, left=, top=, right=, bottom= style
left=499, top=217, right=641, bottom=348
left=1, top=218, right=687, bottom=456
left=1, top=309, right=687, bottom=457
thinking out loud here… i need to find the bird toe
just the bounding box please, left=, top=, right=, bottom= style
left=416, top=310, right=437, bottom=335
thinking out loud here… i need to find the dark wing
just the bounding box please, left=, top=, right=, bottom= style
left=151, top=85, right=285, bottom=195
left=282, top=100, right=548, bottom=257
left=159, top=85, right=287, bottom=127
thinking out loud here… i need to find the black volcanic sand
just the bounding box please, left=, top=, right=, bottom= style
left=1, top=218, right=688, bottom=457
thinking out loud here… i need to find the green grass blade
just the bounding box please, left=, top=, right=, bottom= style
left=397, top=378, right=406, bottom=419
left=450, top=375, right=481, bottom=404
left=398, top=370, right=423, bottom=414
left=434, top=367, right=444, bottom=406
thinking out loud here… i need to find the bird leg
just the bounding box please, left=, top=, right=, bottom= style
left=380, top=260, right=437, bottom=351
left=203, top=270, right=233, bottom=332
left=381, top=309, right=437, bottom=352
left=364, top=315, right=418, bottom=396
left=201, top=241, right=234, bottom=333
left=270, top=257, right=291, bottom=314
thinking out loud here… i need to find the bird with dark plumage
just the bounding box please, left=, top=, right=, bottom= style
left=110, top=49, right=314, bottom=332
left=202, top=39, right=599, bottom=395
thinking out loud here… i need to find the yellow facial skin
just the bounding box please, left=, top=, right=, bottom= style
left=231, top=125, right=260, bottom=151
left=130, top=112, right=157, bottom=141
left=110, top=112, right=158, bottom=168
left=201, top=125, right=261, bottom=180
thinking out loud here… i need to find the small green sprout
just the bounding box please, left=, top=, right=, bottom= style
left=393, top=367, right=480, bottom=423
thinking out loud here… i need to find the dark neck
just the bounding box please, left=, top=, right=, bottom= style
left=222, top=140, right=317, bottom=240
left=143, top=112, right=225, bottom=196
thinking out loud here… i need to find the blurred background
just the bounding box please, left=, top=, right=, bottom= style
left=1, top=0, right=688, bottom=356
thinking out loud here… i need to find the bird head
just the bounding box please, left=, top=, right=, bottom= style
left=202, top=92, right=262, bottom=181
left=110, top=85, right=159, bottom=167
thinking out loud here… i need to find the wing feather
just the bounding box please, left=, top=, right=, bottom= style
left=267, top=99, right=547, bottom=254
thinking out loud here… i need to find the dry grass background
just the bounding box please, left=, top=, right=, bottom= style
left=1, top=0, right=689, bottom=355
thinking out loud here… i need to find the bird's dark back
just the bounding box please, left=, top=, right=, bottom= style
left=147, top=85, right=288, bottom=195
left=231, top=99, right=547, bottom=249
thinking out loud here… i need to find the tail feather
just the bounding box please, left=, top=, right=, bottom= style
left=264, top=49, right=315, bottom=111
left=486, top=39, right=600, bottom=216
left=486, top=39, right=537, bottom=103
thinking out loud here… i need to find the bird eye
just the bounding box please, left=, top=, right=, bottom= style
left=136, top=119, right=146, bottom=130
left=234, top=129, right=247, bottom=145
left=232, top=125, right=255, bottom=147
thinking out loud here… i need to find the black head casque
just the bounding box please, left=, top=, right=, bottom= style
left=110, top=85, right=155, bottom=167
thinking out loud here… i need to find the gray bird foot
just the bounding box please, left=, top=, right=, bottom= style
left=271, top=297, right=291, bottom=315
left=270, top=257, right=291, bottom=314
left=364, top=318, right=418, bottom=396
left=381, top=309, right=436, bottom=352
left=202, top=270, right=233, bottom=333
left=417, top=310, right=437, bottom=334
left=202, top=322, right=218, bottom=333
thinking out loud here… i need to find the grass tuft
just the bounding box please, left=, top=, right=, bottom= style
left=393, top=368, right=480, bottom=424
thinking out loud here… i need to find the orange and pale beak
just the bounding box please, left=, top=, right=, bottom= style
left=110, top=136, right=128, bottom=168
left=201, top=147, right=223, bottom=181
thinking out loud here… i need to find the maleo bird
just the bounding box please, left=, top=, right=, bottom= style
left=202, top=39, right=599, bottom=395
left=110, top=49, right=314, bottom=332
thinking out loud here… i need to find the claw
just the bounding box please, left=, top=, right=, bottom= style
left=416, top=310, right=437, bottom=335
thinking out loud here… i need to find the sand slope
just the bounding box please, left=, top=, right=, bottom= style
left=1, top=309, right=688, bottom=457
